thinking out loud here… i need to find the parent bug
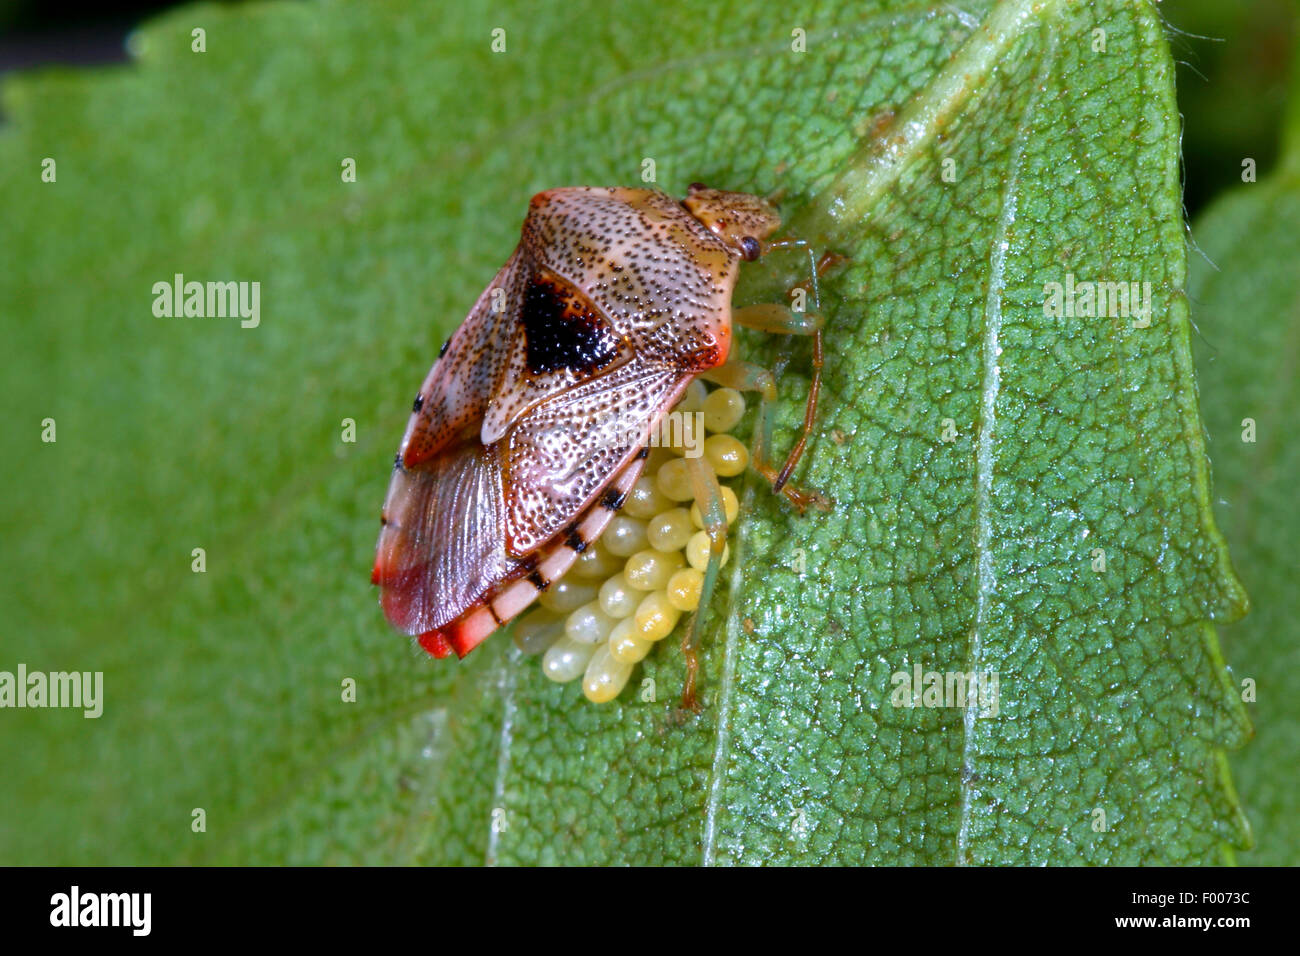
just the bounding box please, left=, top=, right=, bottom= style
left=372, top=184, right=829, bottom=706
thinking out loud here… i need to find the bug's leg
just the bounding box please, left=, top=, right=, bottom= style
left=730, top=302, right=822, bottom=337
left=703, top=304, right=831, bottom=513
left=731, top=301, right=826, bottom=492
left=698, top=359, right=784, bottom=504
left=747, top=242, right=844, bottom=495
left=677, top=454, right=730, bottom=711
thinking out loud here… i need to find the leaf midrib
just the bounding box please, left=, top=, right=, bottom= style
left=957, top=16, right=1059, bottom=866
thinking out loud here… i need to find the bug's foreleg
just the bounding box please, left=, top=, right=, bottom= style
left=703, top=305, right=831, bottom=513
left=677, top=454, right=730, bottom=711
left=698, top=359, right=785, bottom=505
left=731, top=302, right=823, bottom=337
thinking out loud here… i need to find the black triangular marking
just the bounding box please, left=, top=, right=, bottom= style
left=519, top=268, right=622, bottom=376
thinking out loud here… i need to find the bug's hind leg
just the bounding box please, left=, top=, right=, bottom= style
left=676, top=454, right=732, bottom=711
left=702, top=304, right=831, bottom=513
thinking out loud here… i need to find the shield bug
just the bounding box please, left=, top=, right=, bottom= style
left=372, top=184, right=829, bottom=706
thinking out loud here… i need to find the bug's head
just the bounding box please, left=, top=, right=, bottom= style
left=681, top=183, right=781, bottom=261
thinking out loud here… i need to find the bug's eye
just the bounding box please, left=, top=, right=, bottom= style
left=740, top=236, right=762, bottom=261
left=688, top=181, right=708, bottom=193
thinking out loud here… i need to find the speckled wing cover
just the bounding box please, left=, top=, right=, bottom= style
left=372, top=188, right=740, bottom=644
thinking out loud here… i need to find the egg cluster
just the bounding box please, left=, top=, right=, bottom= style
left=512, top=380, right=747, bottom=702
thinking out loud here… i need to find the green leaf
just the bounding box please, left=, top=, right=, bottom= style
left=0, top=0, right=1250, bottom=864
left=1190, top=36, right=1300, bottom=867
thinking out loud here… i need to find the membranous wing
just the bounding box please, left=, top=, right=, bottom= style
left=375, top=439, right=515, bottom=635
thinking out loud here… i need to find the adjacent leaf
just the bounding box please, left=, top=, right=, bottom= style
left=1189, top=38, right=1300, bottom=866
left=0, top=0, right=1250, bottom=865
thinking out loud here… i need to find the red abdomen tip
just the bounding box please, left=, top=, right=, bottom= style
left=418, top=630, right=453, bottom=658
